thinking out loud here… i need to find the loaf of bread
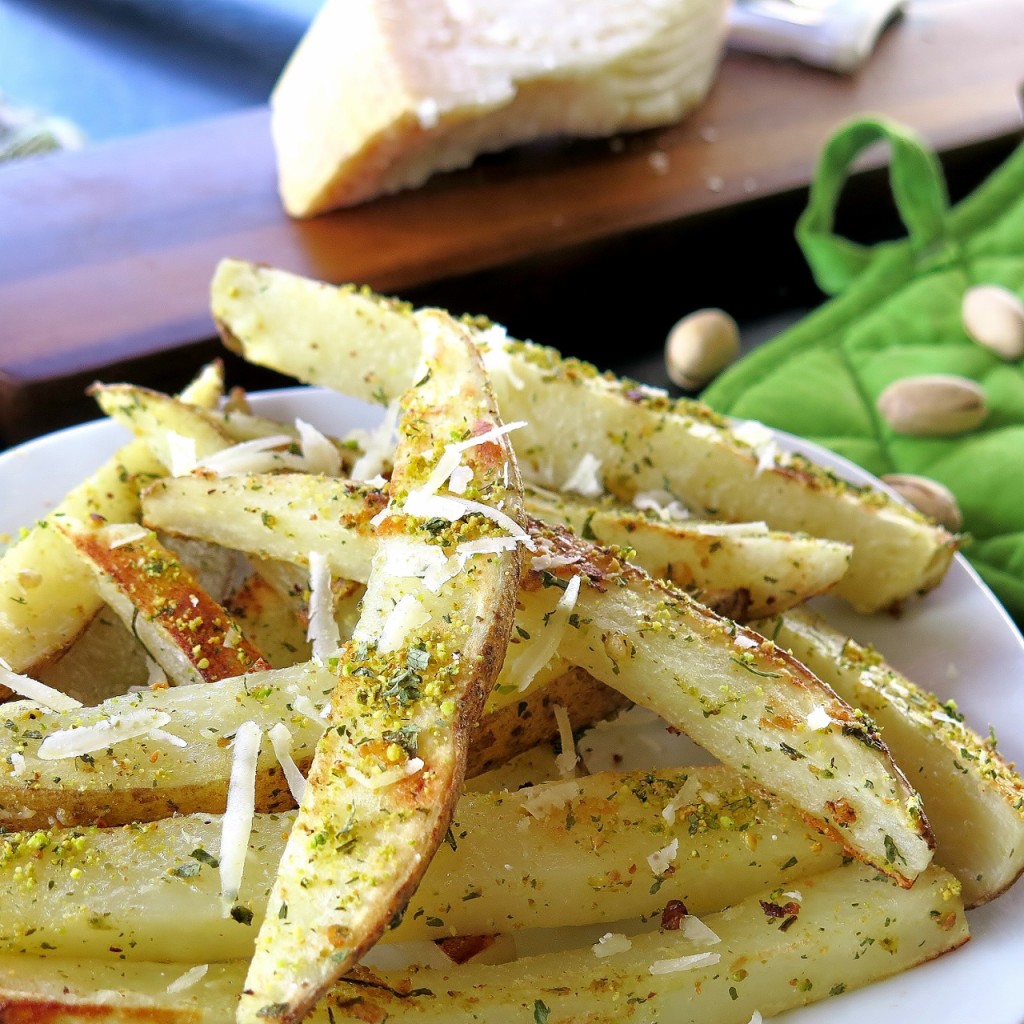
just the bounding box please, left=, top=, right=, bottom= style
left=271, top=0, right=730, bottom=216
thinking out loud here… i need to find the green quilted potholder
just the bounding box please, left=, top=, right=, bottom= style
left=701, top=116, right=1024, bottom=624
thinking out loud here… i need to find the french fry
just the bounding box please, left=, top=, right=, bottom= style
left=0, top=863, right=968, bottom=1023
left=0, top=766, right=848, bottom=962
left=210, top=258, right=956, bottom=613
left=759, top=606, right=1024, bottom=907
left=239, top=310, right=525, bottom=1023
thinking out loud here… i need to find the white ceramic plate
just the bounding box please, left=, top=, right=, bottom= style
left=2, top=387, right=1023, bottom=1023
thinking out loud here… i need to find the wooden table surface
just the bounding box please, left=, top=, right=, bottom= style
left=0, top=0, right=1022, bottom=445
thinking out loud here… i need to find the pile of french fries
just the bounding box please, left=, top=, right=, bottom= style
left=0, top=259, right=1021, bottom=1024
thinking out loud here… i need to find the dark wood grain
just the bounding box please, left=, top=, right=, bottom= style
left=0, top=0, right=1022, bottom=444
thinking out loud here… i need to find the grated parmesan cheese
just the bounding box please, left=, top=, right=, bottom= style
left=101, top=523, right=150, bottom=549
left=166, top=432, right=199, bottom=476
left=552, top=703, right=578, bottom=778
left=348, top=401, right=400, bottom=481
left=561, top=452, right=604, bottom=498
left=268, top=723, right=307, bottom=804
left=166, top=964, right=209, bottom=994
left=195, top=435, right=304, bottom=477
left=529, top=551, right=582, bottom=572
left=291, top=694, right=327, bottom=724
left=37, top=709, right=171, bottom=760
left=649, top=951, right=721, bottom=975
left=346, top=757, right=424, bottom=790
left=513, top=574, right=582, bottom=692
left=447, top=463, right=474, bottom=494
left=680, top=915, right=721, bottom=945
left=687, top=421, right=719, bottom=440
left=647, top=837, right=679, bottom=875
left=593, top=932, right=632, bottom=958
left=732, top=419, right=774, bottom=449
left=149, top=728, right=188, bottom=749
left=731, top=419, right=792, bottom=477
left=307, top=551, right=341, bottom=664
left=479, top=331, right=525, bottom=390
left=376, top=594, right=432, bottom=654
left=382, top=539, right=450, bottom=581
left=806, top=706, right=831, bottom=731
left=521, top=779, right=581, bottom=818
left=295, top=418, right=342, bottom=476
left=632, top=489, right=691, bottom=521
left=219, top=721, right=262, bottom=916
left=0, top=657, right=83, bottom=713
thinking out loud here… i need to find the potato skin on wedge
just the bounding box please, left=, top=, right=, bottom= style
left=238, top=312, right=526, bottom=1023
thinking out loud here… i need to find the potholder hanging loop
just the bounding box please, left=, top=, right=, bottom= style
left=796, top=115, right=952, bottom=295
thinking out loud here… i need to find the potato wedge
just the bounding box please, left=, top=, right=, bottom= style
left=0, top=863, right=967, bottom=1023
left=142, top=474, right=851, bottom=623
left=0, top=438, right=163, bottom=678
left=525, top=486, right=852, bottom=618
left=176, top=359, right=226, bottom=410
left=523, top=519, right=933, bottom=885
left=0, top=659, right=333, bottom=828
left=758, top=606, right=1024, bottom=907
left=0, top=655, right=624, bottom=829
left=90, top=382, right=235, bottom=468
left=326, top=863, right=968, bottom=1024
left=211, top=258, right=956, bottom=613
left=145, top=473, right=935, bottom=884
left=0, top=766, right=848, bottom=962
left=0, top=364, right=243, bottom=681
left=55, top=521, right=268, bottom=685
left=142, top=473, right=385, bottom=583
left=239, top=311, right=525, bottom=1023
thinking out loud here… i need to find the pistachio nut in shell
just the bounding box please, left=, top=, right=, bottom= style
left=881, top=473, right=962, bottom=532
left=665, top=309, right=740, bottom=390
left=877, top=374, right=988, bottom=436
left=962, top=284, right=1024, bottom=361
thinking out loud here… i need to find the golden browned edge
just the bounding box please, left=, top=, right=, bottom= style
left=0, top=1003, right=198, bottom=1023
left=60, top=528, right=270, bottom=683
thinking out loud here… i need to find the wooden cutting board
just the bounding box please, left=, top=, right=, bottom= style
left=0, top=0, right=1021, bottom=445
